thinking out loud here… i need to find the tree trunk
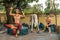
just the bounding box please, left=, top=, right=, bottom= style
left=55, top=14, right=59, bottom=33
left=5, top=3, right=13, bottom=24
left=55, top=14, right=57, bottom=26
left=37, top=13, right=40, bottom=24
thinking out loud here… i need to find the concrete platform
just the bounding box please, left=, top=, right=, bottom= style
left=0, top=32, right=60, bottom=40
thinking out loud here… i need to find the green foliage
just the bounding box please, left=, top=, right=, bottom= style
left=56, top=9, right=60, bottom=14
left=0, top=0, right=38, bottom=10
left=24, top=4, right=43, bottom=14
left=44, top=0, right=51, bottom=14
left=0, top=3, right=6, bottom=13
left=2, top=0, right=38, bottom=9
left=32, top=4, right=43, bottom=14
left=44, top=0, right=59, bottom=14
left=44, top=8, right=50, bottom=15
left=24, top=8, right=33, bottom=13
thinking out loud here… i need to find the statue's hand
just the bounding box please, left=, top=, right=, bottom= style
left=10, top=7, right=13, bottom=10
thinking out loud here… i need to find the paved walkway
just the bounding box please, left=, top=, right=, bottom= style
left=0, top=32, right=60, bottom=40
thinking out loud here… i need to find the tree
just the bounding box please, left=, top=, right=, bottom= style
left=32, top=4, right=43, bottom=24
left=44, top=0, right=59, bottom=26
left=0, top=0, right=38, bottom=24
left=56, top=9, right=60, bottom=14
left=50, top=0, right=59, bottom=26
left=44, top=0, right=51, bottom=15
left=24, top=3, right=43, bottom=14
left=32, top=4, right=43, bottom=14
left=24, top=3, right=43, bottom=24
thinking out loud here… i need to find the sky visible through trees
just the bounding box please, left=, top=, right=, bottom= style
left=29, top=0, right=60, bottom=10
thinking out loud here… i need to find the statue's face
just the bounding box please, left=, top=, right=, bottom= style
left=16, top=9, right=19, bottom=14
left=47, top=15, right=50, bottom=18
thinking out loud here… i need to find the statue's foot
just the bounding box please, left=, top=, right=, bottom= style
left=37, top=31, right=39, bottom=34
left=48, top=31, right=51, bottom=33
left=17, top=30, right=20, bottom=34
left=31, top=31, right=33, bottom=33
left=16, top=34, right=18, bottom=37
left=42, top=30, right=44, bottom=32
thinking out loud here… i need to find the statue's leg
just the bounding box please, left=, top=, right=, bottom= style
left=37, top=23, right=40, bottom=33
left=34, top=21, right=39, bottom=33
left=47, top=25, right=51, bottom=33
left=12, top=28, right=16, bottom=35
left=16, top=23, right=22, bottom=37
left=31, top=21, right=34, bottom=32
